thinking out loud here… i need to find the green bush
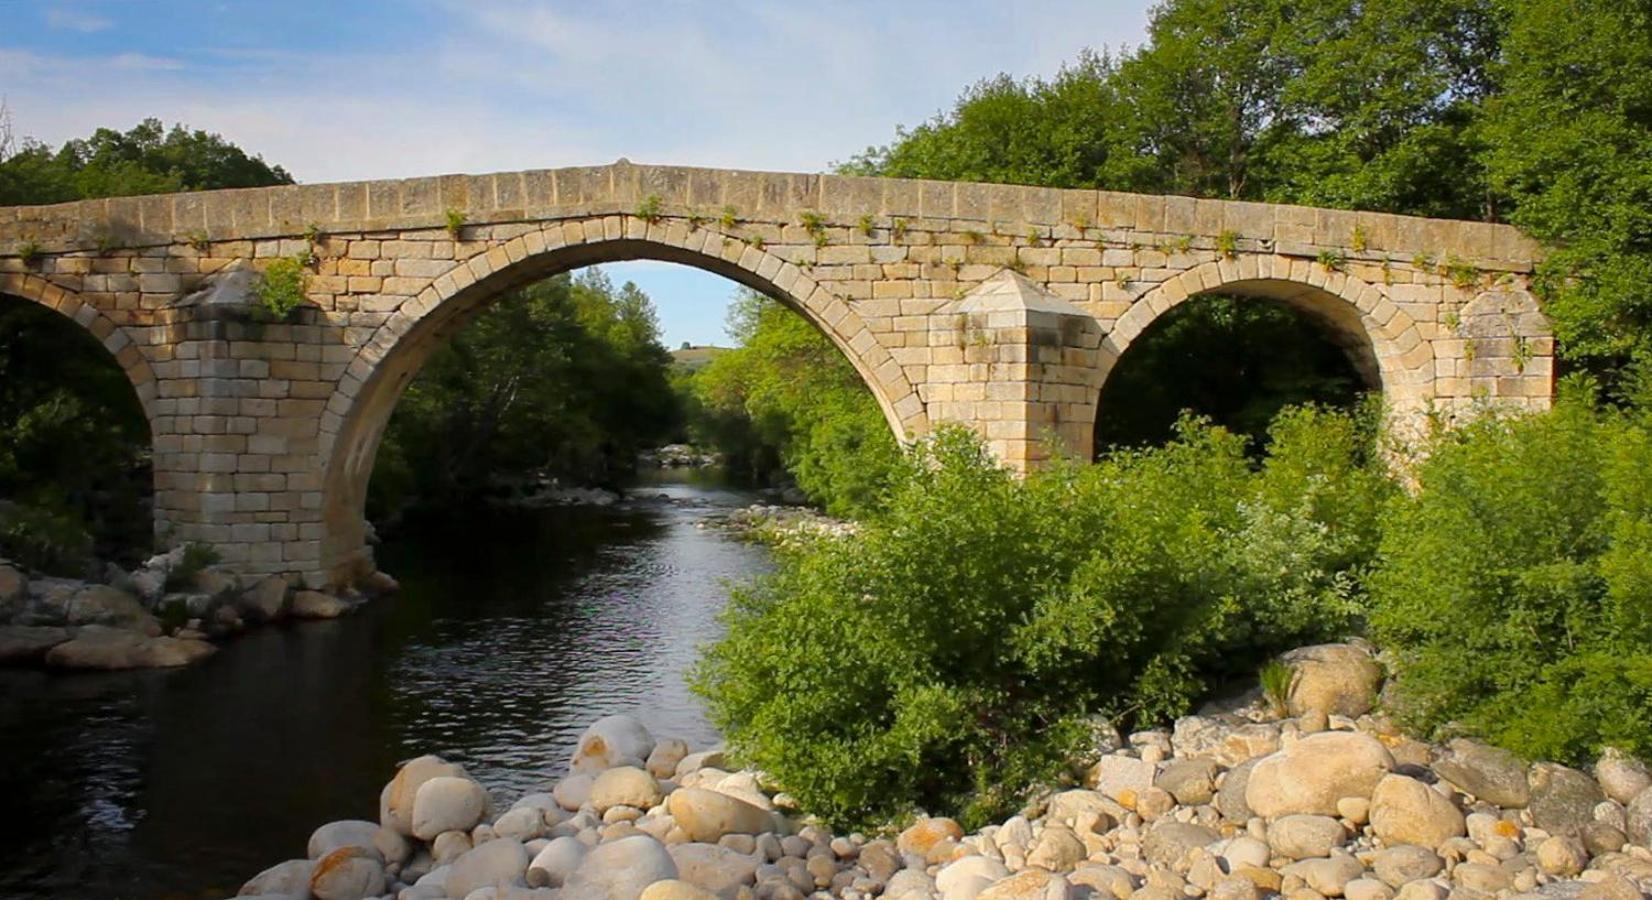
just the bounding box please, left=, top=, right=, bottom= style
left=1370, top=390, right=1652, bottom=763
left=0, top=500, right=95, bottom=576
left=162, top=542, right=221, bottom=593
left=695, top=407, right=1391, bottom=829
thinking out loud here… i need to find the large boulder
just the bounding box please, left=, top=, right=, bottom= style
left=309, top=845, right=385, bottom=900
left=43, top=626, right=215, bottom=669
left=66, top=584, right=161, bottom=634
left=1431, top=739, right=1530, bottom=808
left=667, top=842, right=761, bottom=896
left=1282, top=643, right=1384, bottom=718
left=898, top=817, right=966, bottom=858
left=1529, top=762, right=1606, bottom=835
left=241, top=858, right=316, bottom=896
left=1245, top=732, right=1395, bottom=818
left=528, top=835, right=589, bottom=888
left=381, top=755, right=469, bottom=836
left=309, top=819, right=383, bottom=861
left=237, top=575, right=290, bottom=623
left=446, top=836, right=530, bottom=897
left=0, top=624, right=71, bottom=665
left=562, top=834, right=678, bottom=900
left=666, top=788, right=774, bottom=842
left=1217, top=758, right=1260, bottom=822
left=1595, top=750, right=1652, bottom=805
left=590, top=765, right=664, bottom=813
left=570, top=714, right=655, bottom=774
left=1627, top=786, right=1652, bottom=845
left=1368, top=775, right=1465, bottom=849
left=411, top=776, right=489, bottom=840
left=291, top=590, right=352, bottom=619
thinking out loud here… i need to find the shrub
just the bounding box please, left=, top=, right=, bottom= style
left=0, top=500, right=95, bottom=576
left=163, top=542, right=221, bottom=593
left=1370, top=390, right=1652, bottom=763
left=695, top=408, right=1391, bottom=829
left=254, top=254, right=309, bottom=320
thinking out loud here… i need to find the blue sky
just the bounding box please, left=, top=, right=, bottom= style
left=2, top=0, right=1154, bottom=346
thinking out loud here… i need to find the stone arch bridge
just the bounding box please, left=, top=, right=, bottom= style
left=0, top=162, right=1551, bottom=587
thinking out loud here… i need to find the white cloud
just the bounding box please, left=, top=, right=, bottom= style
left=44, top=6, right=113, bottom=33
left=4, top=1, right=1153, bottom=183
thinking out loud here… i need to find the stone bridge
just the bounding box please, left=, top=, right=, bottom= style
left=0, top=162, right=1551, bottom=587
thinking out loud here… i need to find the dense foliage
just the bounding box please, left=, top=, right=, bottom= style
left=697, top=409, right=1392, bottom=828
left=0, top=300, right=151, bottom=573
left=369, top=270, right=679, bottom=515
left=1370, top=387, right=1652, bottom=764
left=0, top=114, right=293, bottom=205
left=681, top=292, right=901, bottom=517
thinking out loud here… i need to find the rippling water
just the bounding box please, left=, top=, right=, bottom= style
left=0, top=470, right=770, bottom=899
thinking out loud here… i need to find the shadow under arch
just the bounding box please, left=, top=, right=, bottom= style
left=317, top=231, right=927, bottom=583
left=1095, top=260, right=1431, bottom=445
left=0, top=272, right=162, bottom=558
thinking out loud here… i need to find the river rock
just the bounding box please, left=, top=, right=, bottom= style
left=562, top=834, right=677, bottom=900
left=977, top=869, right=1070, bottom=900
left=43, top=626, right=215, bottom=669
left=412, top=776, right=489, bottom=840
left=493, top=805, right=549, bottom=842
left=1045, top=789, right=1122, bottom=829
left=237, top=575, right=290, bottom=623
left=1370, top=846, right=1443, bottom=888
left=1156, top=757, right=1221, bottom=806
left=591, top=765, right=664, bottom=813
left=1369, top=775, right=1465, bottom=849
left=554, top=772, right=595, bottom=811
left=1143, top=821, right=1219, bottom=869
left=309, top=819, right=383, bottom=861
left=1267, top=814, right=1346, bottom=860
left=1172, top=717, right=1281, bottom=768
left=1283, top=856, right=1365, bottom=897
left=1530, top=763, right=1606, bottom=835
left=1087, top=755, right=1155, bottom=806
left=1217, top=758, right=1259, bottom=822
left=382, top=755, right=469, bottom=835
left=374, top=826, right=410, bottom=867
left=640, top=879, right=721, bottom=900
left=0, top=563, right=26, bottom=618
left=64, top=584, right=159, bottom=634
left=0, top=624, right=71, bottom=664
left=1536, top=835, right=1589, bottom=877
left=674, top=749, right=727, bottom=779
left=668, top=788, right=774, bottom=842
left=1626, top=786, right=1652, bottom=844
left=668, top=842, right=760, bottom=895
left=527, top=835, right=587, bottom=888
left=648, top=738, right=690, bottom=779
left=898, top=816, right=965, bottom=858
left=1432, top=739, right=1530, bottom=808
left=1594, top=750, right=1652, bottom=805
left=446, top=836, right=530, bottom=897
left=241, top=858, right=316, bottom=895
left=291, top=590, right=351, bottom=619
left=1246, top=732, right=1394, bottom=818
left=939, top=855, right=1012, bottom=899
left=1282, top=643, right=1384, bottom=718
left=1026, top=825, right=1086, bottom=872
left=309, top=845, right=385, bottom=900
left=571, top=714, right=655, bottom=774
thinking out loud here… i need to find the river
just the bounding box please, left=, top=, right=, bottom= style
left=0, top=470, right=771, bottom=899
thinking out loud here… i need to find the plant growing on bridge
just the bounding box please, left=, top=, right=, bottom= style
left=16, top=240, right=40, bottom=266
left=1318, top=249, right=1347, bottom=272
left=890, top=218, right=908, bottom=241
left=636, top=193, right=664, bottom=225
left=857, top=214, right=875, bottom=237
left=301, top=222, right=324, bottom=245
left=184, top=230, right=210, bottom=252
left=443, top=208, right=467, bottom=239
left=1216, top=229, right=1239, bottom=260
left=1351, top=225, right=1369, bottom=253
left=719, top=205, right=739, bottom=230
left=254, top=253, right=310, bottom=321
left=799, top=211, right=828, bottom=247
left=1441, top=255, right=1479, bottom=290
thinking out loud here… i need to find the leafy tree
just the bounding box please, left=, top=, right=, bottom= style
left=1481, top=0, right=1652, bottom=382
left=0, top=114, right=292, bottom=205
left=685, top=292, right=900, bottom=517
left=369, top=269, right=679, bottom=515
left=696, top=409, right=1391, bottom=828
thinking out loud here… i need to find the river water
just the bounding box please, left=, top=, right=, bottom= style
left=0, top=471, right=771, bottom=899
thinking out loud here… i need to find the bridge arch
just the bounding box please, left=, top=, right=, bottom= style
left=1097, top=256, right=1432, bottom=430
left=315, top=218, right=928, bottom=583
left=0, top=272, right=160, bottom=421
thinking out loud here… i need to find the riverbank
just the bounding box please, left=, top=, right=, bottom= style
left=234, top=642, right=1652, bottom=900
left=0, top=546, right=395, bottom=671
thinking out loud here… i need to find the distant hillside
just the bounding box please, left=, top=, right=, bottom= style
left=671, top=344, right=729, bottom=371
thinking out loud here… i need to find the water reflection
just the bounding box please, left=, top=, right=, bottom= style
left=0, top=471, right=768, bottom=899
